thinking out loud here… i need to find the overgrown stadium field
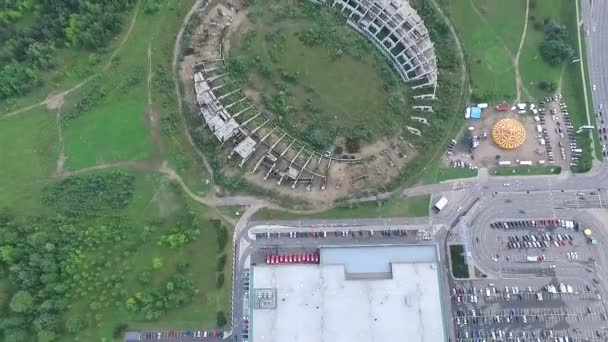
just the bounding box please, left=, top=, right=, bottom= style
left=228, top=0, right=412, bottom=150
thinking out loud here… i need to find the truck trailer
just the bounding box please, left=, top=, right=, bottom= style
left=433, top=196, right=448, bottom=213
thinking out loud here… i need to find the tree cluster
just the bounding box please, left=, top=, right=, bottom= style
left=0, top=0, right=135, bottom=99
left=41, top=171, right=135, bottom=218
left=159, top=211, right=201, bottom=248
left=125, top=273, right=198, bottom=321
left=0, top=208, right=136, bottom=341
left=540, top=20, right=575, bottom=65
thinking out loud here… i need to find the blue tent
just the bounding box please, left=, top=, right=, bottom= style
left=470, top=106, right=481, bottom=120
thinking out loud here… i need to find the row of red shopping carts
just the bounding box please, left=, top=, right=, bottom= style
left=266, top=253, right=319, bottom=264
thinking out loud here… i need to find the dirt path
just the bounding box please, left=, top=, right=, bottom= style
left=2, top=0, right=143, bottom=119
left=53, top=106, right=67, bottom=177
left=514, top=0, right=531, bottom=103
left=147, top=42, right=153, bottom=105
left=171, top=0, right=216, bottom=188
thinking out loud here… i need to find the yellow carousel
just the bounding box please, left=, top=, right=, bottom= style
left=492, top=118, right=526, bottom=150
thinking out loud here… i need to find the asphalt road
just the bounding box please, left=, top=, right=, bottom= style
left=582, top=0, right=608, bottom=156
left=582, top=0, right=608, bottom=116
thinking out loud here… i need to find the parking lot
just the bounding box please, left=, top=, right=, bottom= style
left=136, top=330, right=224, bottom=341
left=253, top=228, right=425, bottom=243
left=479, top=219, right=596, bottom=266
left=451, top=277, right=608, bottom=342
left=452, top=214, right=608, bottom=341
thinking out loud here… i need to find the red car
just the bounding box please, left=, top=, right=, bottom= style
left=266, top=255, right=271, bottom=264
left=279, top=255, right=285, bottom=263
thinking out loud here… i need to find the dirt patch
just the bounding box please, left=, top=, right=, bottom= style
left=44, top=93, right=65, bottom=111
left=52, top=105, right=68, bottom=177
left=145, top=105, right=164, bottom=160
left=151, top=180, right=182, bottom=217
left=222, top=9, right=250, bottom=56
left=54, top=153, right=67, bottom=177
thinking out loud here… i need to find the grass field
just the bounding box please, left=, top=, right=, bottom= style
left=491, top=165, right=561, bottom=176
left=417, top=160, right=478, bottom=185
left=0, top=107, right=58, bottom=216
left=230, top=0, right=408, bottom=149
left=62, top=88, right=153, bottom=169
left=449, top=244, right=470, bottom=279
left=253, top=195, right=430, bottom=221
left=442, top=0, right=526, bottom=101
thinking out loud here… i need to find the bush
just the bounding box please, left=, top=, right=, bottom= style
left=216, top=273, right=225, bottom=288
left=216, top=311, right=227, bottom=327
left=538, top=80, right=557, bottom=93
left=217, top=254, right=227, bottom=272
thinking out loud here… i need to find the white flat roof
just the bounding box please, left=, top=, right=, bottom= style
left=234, top=136, right=257, bottom=159
left=251, top=262, right=446, bottom=342
left=214, top=118, right=239, bottom=142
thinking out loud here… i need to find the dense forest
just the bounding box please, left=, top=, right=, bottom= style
left=0, top=0, right=135, bottom=99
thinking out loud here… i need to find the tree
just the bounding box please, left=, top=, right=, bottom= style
left=0, top=62, right=39, bottom=99
left=37, top=330, right=57, bottom=342
left=166, top=281, right=175, bottom=292
left=152, top=257, right=163, bottom=270
left=540, top=20, right=575, bottom=65
left=3, top=328, right=27, bottom=342
left=138, top=271, right=152, bottom=284
left=9, top=291, right=33, bottom=313
left=65, top=316, right=84, bottom=334
left=144, top=0, right=162, bottom=13
left=540, top=39, right=574, bottom=64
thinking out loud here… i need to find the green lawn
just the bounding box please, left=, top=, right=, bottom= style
left=417, top=159, right=478, bottom=185
left=0, top=107, right=58, bottom=216
left=230, top=0, right=407, bottom=149
left=443, top=0, right=527, bottom=101
left=491, top=165, right=561, bottom=176
left=449, top=244, right=470, bottom=279
left=62, top=87, right=153, bottom=169
left=517, top=0, right=563, bottom=100
left=253, top=195, right=430, bottom=221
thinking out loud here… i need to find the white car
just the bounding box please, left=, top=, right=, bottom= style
left=593, top=84, right=597, bottom=91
